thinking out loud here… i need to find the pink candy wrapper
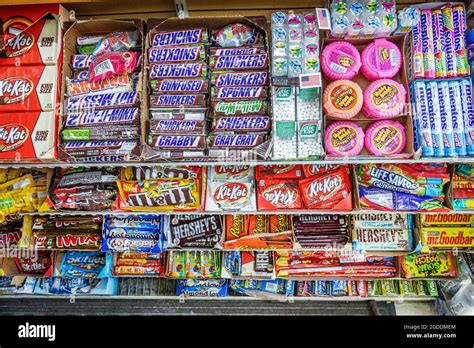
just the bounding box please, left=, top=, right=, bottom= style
left=365, top=120, right=406, bottom=156
left=325, top=121, right=365, bottom=157
left=89, top=51, right=140, bottom=83
left=321, top=41, right=361, bottom=81
left=361, top=39, right=402, bottom=81
left=363, top=79, right=406, bottom=119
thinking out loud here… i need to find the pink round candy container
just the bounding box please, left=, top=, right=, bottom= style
left=321, top=41, right=362, bottom=81
left=323, top=80, right=363, bottom=119
left=361, top=39, right=402, bottom=81
left=365, top=120, right=406, bottom=156
left=363, top=79, right=406, bottom=119
left=325, top=121, right=365, bottom=156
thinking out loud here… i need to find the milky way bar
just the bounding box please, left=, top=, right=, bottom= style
left=210, top=46, right=266, bottom=56
left=148, top=45, right=206, bottom=63
left=62, top=125, right=140, bottom=141
left=211, top=71, right=268, bottom=87
left=149, top=119, right=206, bottom=134
left=65, top=108, right=140, bottom=127
left=63, top=140, right=138, bottom=157
left=66, top=91, right=138, bottom=111
left=72, top=54, right=92, bottom=69
left=150, top=94, right=207, bottom=108
left=151, top=28, right=209, bottom=47
left=210, top=100, right=269, bottom=116
left=209, top=54, right=268, bottom=70
left=150, top=110, right=206, bottom=121
left=212, top=115, right=271, bottom=132
left=208, top=134, right=264, bottom=148
left=149, top=63, right=208, bottom=79
left=149, top=79, right=209, bottom=93
left=148, top=135, right=205, bottom=149
left=211, top=86, right=268, bottom=100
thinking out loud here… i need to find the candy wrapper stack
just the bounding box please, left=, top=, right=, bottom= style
left=292, top=215, right=351, bottom=249
left=32, top=216, right=102, bottom=251
left=222, top=250, right=275, bottom=278
left=400, top=251, right=457, bottom=279
left=166, top=250, right=221, bottom=279
left=271, top=12, right=323, bottom=160
left=57, top=251, right=107, bottom=279
left=146, top=27, right=210, bottom=159
left=62, top=27, right=142, bottom=162
left=208, top=23, right=271, bottom=159
left=166, top=214, right=223, bottom=249
left=450, top=164, right=474, bottom=210
left=356, top=163, right=450, bottom=211
left=330, top=0, right=397, bottom=39
left=0, top=218, right=23, bottom=250
left=112, top=252, right=165, bottom=277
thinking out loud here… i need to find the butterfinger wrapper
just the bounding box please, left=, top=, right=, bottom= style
left=211, top=86, right=268, bottom=100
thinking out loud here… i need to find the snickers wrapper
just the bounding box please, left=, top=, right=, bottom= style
left=64, top=108, right=140, bottom=127
left=72, top=54, right=91, bottom=69
left=212, top=115, right=271, bottom=132
left=148, top=135, right=205, bottom=149
left=149, top=79, right=209, bottom=93
left=207, top=134, right=265, bottom=149
left=149, top=119, right=206, bottom=135
left=149, top=94, right=207, bottom=108
left=149, top=63, right=208, bottom=79
left=151, top=28, right=209, bottom=47
left=210, top=46, right=266, bottom=56
left=211, top=71, right=269, bottom=87
left=209, top=54, right=268, bottom=70
left=63, top=140, right=138, bottom=157
left=66, top=91, right=138, bottom=111
left=211, top=86, right=268, bottom=101
left=148, top=45, right=207, bottom=63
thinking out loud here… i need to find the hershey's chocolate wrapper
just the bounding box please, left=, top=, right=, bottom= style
left=169, top=215, right=223, bottom=248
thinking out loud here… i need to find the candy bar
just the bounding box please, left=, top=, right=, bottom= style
left=149, top=119, right=206, bottom=135
left=210, top=46, right=266, bottom=56
left=73, top=70, right=90, bottom=81
left=211, top=165, right=252, bottom=181
left=354, top=213, right=409, bottom=229
left=65, top=108, right=140, bottom=127
left=106, top=215, right=162, bottom=228
left=105, top=228, right=158, bottom=240
left=62, top=125, right=140, bottom=141
left=168, top=215, right=223, bottom=248
left=132, top=166, right=201, bottom=180
left=66, top=75, right=134, bottom=97
left=147, top=135, right=205, bottom=149
left=257, top=179, right=302, bottom=210
left=55, top=169, right=118, bottom=187
left=77, top=45, right=96, bottom=55
left=211, top=71, right=269, bottom=87
left=421, top=226, right=474, bottom=249
left=63, top=140, right=138, bottom=157
left=257, top=165, right=303, bottom=179
left=421, top=213, right=474, bottom=226
left=72, top=54, right=92, bottom=69
left=212, top=115, right=270, bottom=133
left=210, top=86, right=268, bottom=100
left=149, top=79, right=209, bottom=93
left=150, top=110, right=206, bottom=121
left=151, top=28, right=209, bottom=47
left=16, top=253, right=52, bottom=275
left=150, top=149, right=206, bottom=158
left=35, top=234, right=101, bottom=250
left=400, top=252, right=456, bottom=278
left=92, top=32, right=139, bottom=57
left=225, top=215, right=247, bottom=240
left=149, top=63, right=208, bottom=79
left=0, top=230, right=21, bottom=247
left=66, top=91, right=138, bottom=111
left=206, top=180, right=256, bottom=211
left=149, top=94, right=207, bottom=108
left=210, top=100, right=269, bottom=116
left=207, top=134, right=265, bottom=148
left=209, top=54, right=268, bottom=70
left=105, top=238, right=158, bottom=252
left=354, top=228, right=411, bottom=251
left=148, top=45, right=207, bottom=63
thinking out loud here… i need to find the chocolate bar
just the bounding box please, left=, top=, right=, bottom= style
left=150, top=110, right=206, bottom=121
left=211, top=71, right=269, bottom=87
left=148, top=45, right=207, bottom=63
left=72, top=70, right=90, bottom=81
left=354, top=228, right=411, bottom=251
left=149, top=63, right=208, bottom=79
left=150, top=149, right=206, bottom=158
left=207, top=134, right=265, bottom=148
left=210, top=46, right=266, bottom=56
left=65, top=108, right=140, bottom=127
left=149, top=119, right=206, bottom=134
left=67, top=155, right=130, bottom=163
left=105, top=228, right=158, bottom=239
left=35, top=234, right=101, bottom=250
left=56, top=170, right=118, bottom=187
left=66, top=91, right=138, bottom=111
left=63, top=140, right=139, bottom=157
left=147, top=135, right=205, bottom=149
left=210, top=100, right=269, bottom=116
left=211, top=86, right=268, bottom=100
left=105, top=238, right=158, bottom=252
left=106, top=215, right=162, bottom=228
left=149, top=94, right=207, bottom=108
left=72, top=54, right=92, bottom=69
left=151, top=28, right=209, bottom=47
left=149, top=79, right=209, bottom=93
left=66, top=75, right=134, bottom=97
left=209, top=54, right=268, bottom=70
left=61, top=125, right=140, bottom=141
left=212, top=116, right=271, bottom=132
left=168, top=215, right=223, bottom=248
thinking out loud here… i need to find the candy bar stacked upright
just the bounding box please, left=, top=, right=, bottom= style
left=208, top=24, right=271, bottom=159
left=146, top=28, right=210, bottom=159
left=62, top=29, right=142, bottom=162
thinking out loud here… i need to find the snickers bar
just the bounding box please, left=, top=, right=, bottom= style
left=211, top=86, right=268, bottom=100
left=68, top=155, right=130, bottom=163
left=62, top=125, right=140, bottom=141
left=151, top=149, right=206, bottom=158
left=209, top=54, right=268, bottom=70
left=149, top=79, right=209, bottom=93
left=210, top=100, right=269, bottom=116
left=210, top=46, right=266, bottom=56
left=211, top=71, right=269, bottom=87
left=72, top=54, right=92, bottom=69
left=208, top=134, right=264, bottom=148
left=66, top=91, right=138, bottom=111
left=150, top=94, right=207, bottom=108
left=149, top=119, right=206, bottom=134
left=65, top=108, right=140, bottom=127
left=151, top=28, right=209, bottom=47
left=150, top=110, right=206, bottom=121
left=148, top=135, right=206, bottom=149
left=212, top=115, right=271, bottom=132
left=63, top=140, right=138, bottom=157
left=148, top=45, right=207, bottom=63
left=149, top=63, right=208, bottom=79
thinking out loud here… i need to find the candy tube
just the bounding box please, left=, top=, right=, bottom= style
left=459, top=79, right=474, bottom=155
left=411, top=18, right=424, bottom=78
left=442, top=6, right=457, bottom=78
left=411, top=81, right=433, bottom=157
left=426, top=81, right=444, bottom=157
left=453, top=5, right=469, bottom=76
left=420, top=10, right=435, bottom=79
left=448, top=80, right=467, bottom=156
left=432, top=10, right=447, bottom=78
left=437, top=81, right=456, bottom=157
